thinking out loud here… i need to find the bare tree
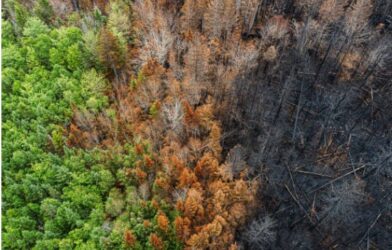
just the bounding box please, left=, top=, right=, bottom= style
left=162, top=99, right=184, bottom=137
left=320, top=178, right=367, bottom=231
left=243, top=216, right=277, bottom=249
left=240, top=0, right=261, bottom=33
left=134, top=0, right=174, bottom=65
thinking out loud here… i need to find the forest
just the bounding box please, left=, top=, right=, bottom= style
left=1, top=0, right=392, bottom=249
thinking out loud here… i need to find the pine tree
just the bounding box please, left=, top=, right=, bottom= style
left=124, top=230, right=136, bottom=247
left=33, top=0, right=54, bottom=23
left=204, top=0, right=225, bottom=38
left=185, top=38, right=209, bottom=82
left=175, top=216, right=191, bottom=241
left=319, top=0, right=347, bottom=24
left=149, top=233, right=164, bottom=250
left=97, top=27, right=124, bottom=78
left=223, top=0, right=238, bottom=37
left=157, top=212, right=169, bottom=232
left=184, top=188, right=204, bottom=219
left=181, top=0, right=208, bottom=31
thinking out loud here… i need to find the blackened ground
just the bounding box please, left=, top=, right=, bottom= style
left=218, top=2, right=392, bottom=249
